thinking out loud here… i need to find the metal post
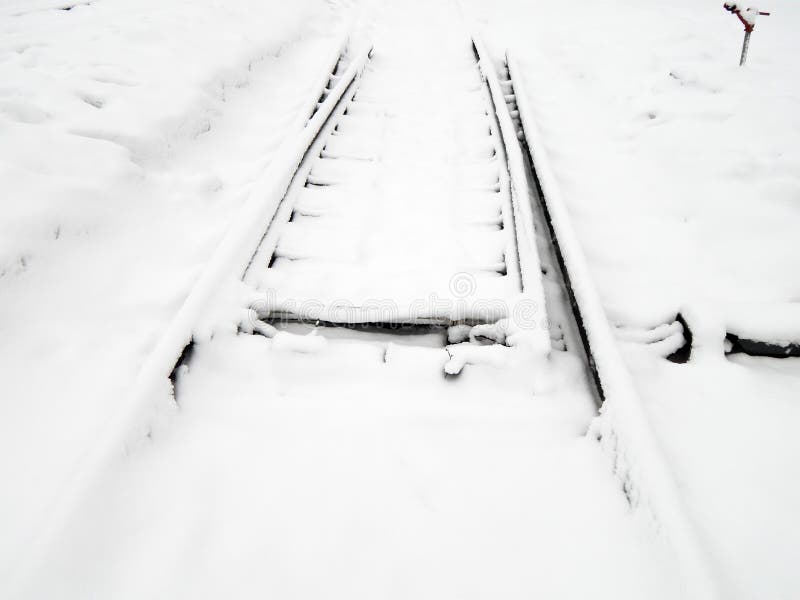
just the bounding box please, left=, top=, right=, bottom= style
left=740, top=29, right=751, bottom=66
left=723, top=4, right=770, bottom=66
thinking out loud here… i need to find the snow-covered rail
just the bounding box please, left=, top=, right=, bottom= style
left=8, top=38, right=372, bottom=597
left=484, top=45, right=720, bottom=598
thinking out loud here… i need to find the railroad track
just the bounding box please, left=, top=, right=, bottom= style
left=14, top=6, right=720, bottom=597
left=221, top=28, right=558, bottom=380
left=242, top=36, right=548, bottom=347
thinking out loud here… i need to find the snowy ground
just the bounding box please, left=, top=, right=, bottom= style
left=473, top=0, right=800, bottom=597
left=1, top=0, right=798, bottom=597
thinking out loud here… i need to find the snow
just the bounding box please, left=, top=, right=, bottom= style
left=739, top=6, right=764, bottom=27
left=1, top=0, right=798, bottom=597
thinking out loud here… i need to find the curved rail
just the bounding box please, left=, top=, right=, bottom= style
left=474, top=39, right=719, bottom=599
left=9, top=39, right=373, bottom=597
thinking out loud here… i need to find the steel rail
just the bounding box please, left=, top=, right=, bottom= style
left=490, top=46, right=720, bottom=599
left=472, top=34, right=552, bottom=355
left=8, top=39, right=373, bottom=598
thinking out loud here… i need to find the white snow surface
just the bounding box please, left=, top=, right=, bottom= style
left=2, top=0, right=799, bottom=597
